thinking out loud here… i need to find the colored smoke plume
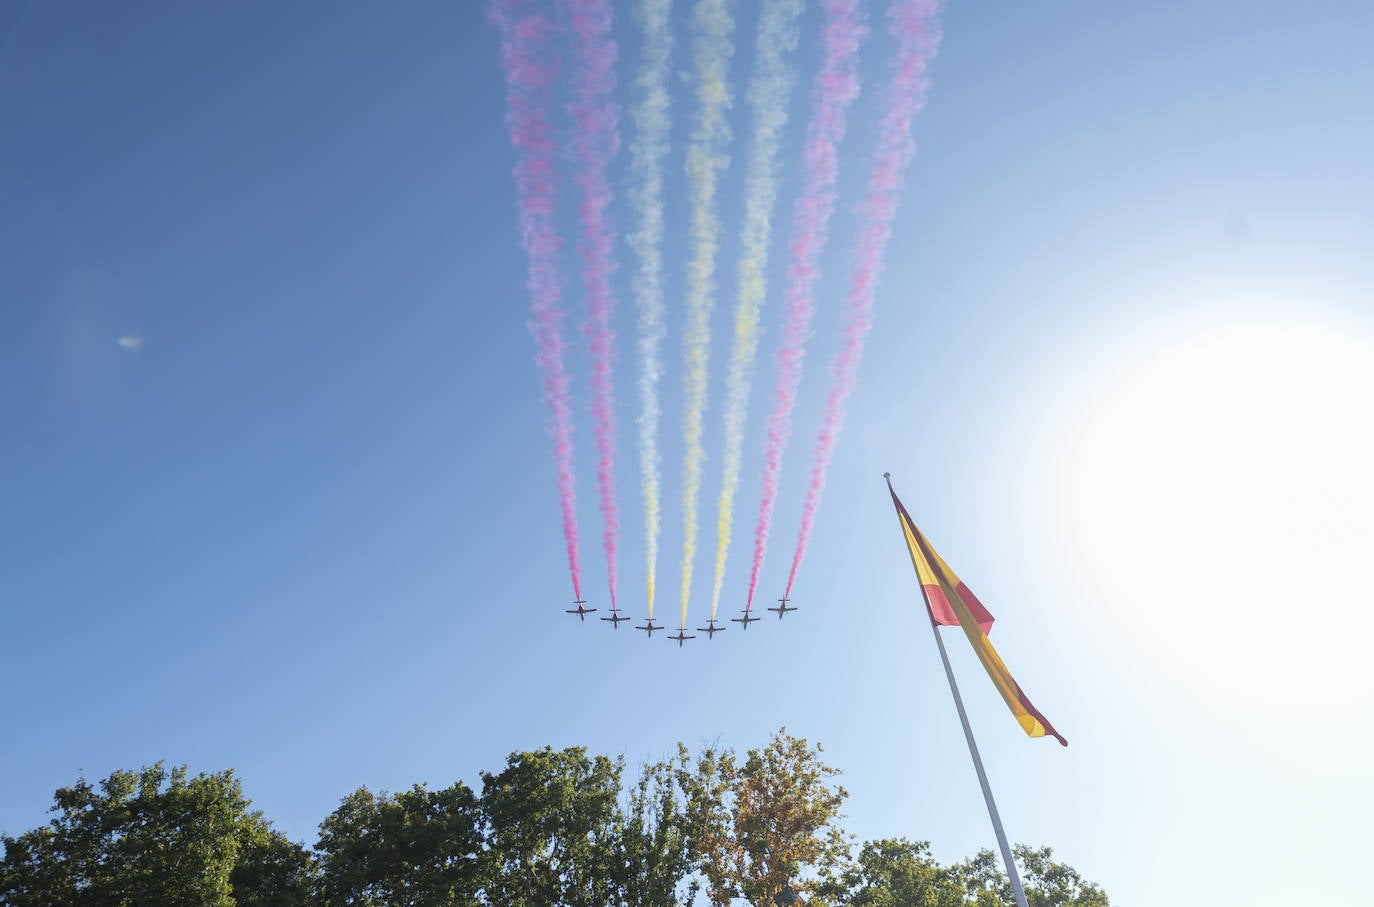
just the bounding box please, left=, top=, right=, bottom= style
left=746, top=0, right=867, bottom=609
left=786, top=0, right=943, bottom=596
left=678, top=0, right=735, bottom=628
left=626, top=0, right=674, bottom=618
left=490, top=0, right=582, bottom=600
left=568, top=0, right=622, bottom=609
left=709, top=0, right=803, bottom=620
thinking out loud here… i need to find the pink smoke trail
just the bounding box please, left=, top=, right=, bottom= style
left=745, top=0, right=867, bottom=609
left=784, top=0, right=943, bottom=597
left=568, top=0, right=621, bottom=610
left=490, top=0, right=582, bottom=601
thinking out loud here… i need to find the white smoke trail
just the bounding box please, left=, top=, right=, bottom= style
left=627, top=0, right=674, bottom=619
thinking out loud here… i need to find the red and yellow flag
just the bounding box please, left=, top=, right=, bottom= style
left=888, top=480, right=1067, bottom=746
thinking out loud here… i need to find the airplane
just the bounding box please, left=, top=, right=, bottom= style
left=767, top=597, right=796, bottom=620
left=635, top=618, right=663, bottom=638
left=667, top=628, right=696, bottom=647
left=731, top=609, right=761, bottom=630
left=600, top=610, right=630, bottom=628
left=696, top=618, right=725, bottom=639
left=565, top=599, right=597, bottom=621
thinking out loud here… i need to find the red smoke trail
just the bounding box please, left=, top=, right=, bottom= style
left=784, top=0, right=942, bottom=597
left=490, top=0, right=582, bottom=600
left=746, top=0, right=867, bottom=609
left=568, top=0, right=621, bottom=609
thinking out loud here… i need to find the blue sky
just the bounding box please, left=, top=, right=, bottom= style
left=3, top=2, right=1372, bottom=904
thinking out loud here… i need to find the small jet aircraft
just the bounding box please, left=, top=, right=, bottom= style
left=565, top=599, right=597, bottom=621
left=668, top=628, right=696, bottom=647
left=731, top=609, right=761, bottom=630
left=635, top=618, right=663, bottom=638
left=767, top=597, right=796, bottom=620
left=600, top=610, right=630, bottom=628
left=696, top=618, right=725, bottom=639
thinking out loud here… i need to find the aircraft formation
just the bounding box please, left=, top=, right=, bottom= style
left=568, top=597, right=792, bottom=645
left=493, top=1, right=945, bottom=639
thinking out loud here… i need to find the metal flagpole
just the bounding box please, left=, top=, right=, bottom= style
left=925, top=596, right=1030, bottom=907
left=883, top=473, right=1030, bottom=907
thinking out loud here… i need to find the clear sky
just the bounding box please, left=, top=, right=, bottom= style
left=3, top=2, right=1372, bottom=904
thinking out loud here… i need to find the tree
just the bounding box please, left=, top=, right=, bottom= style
left=949, top=845, right=1110, bottom=907
left=829, top=838, right=965, bottom=907
left=479, top=746, right=622, bottom=906
left=1015, top=846, right=1110, bottom=907
left=1, top=742, right=1111, bottom=907
left=0, top=763, right=311, bottom=907
left=947, top=848, right=1007, bottom=907
left=614, top=748, right=701, bottom=906
left=683, top=729, right=851, bottom=906
left=231, top=822, right=316, bottom=907
left=678, top=742, right=736, bottom=905
left=314, top=782, right=483, bottom=906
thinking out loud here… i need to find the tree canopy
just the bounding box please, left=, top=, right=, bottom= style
left=0, top=730, right=1109, bottom=906
left=0, top=762, right=312, bottom=907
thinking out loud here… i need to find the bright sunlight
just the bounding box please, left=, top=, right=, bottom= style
left=1063, top=317, right=1374, bottom=758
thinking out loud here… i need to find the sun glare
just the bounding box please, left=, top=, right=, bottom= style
left=1061, top=319, right=1374, bottom=753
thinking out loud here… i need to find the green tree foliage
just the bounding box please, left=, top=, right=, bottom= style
left=231, top=821, right=316, bottom=907
left=829, top=838, right=965, bottom=907
left=1014, top=845, right=1111, bottom=907
left=314, top=782, right=483, bottom=906
left=948, top=845, right=1110, bottom=907
left=678, top=742, right=735, bottom=905
left=946, top=848, right=1008, bottom=907
left=830, top=839, right=1110, bottom=907
left=614, top=748, right=700, bottom=906
left=0, top=738, right=1110, bottom=907
left=478, top=746, right=622, bottom=907
left=0, top=763, right=312, bottom=907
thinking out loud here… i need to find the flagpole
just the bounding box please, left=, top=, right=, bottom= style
left=883, top=473, right=1029, bottom=907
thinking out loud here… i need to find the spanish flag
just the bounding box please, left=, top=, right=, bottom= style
left=887, top=477, right=1067, bottom=746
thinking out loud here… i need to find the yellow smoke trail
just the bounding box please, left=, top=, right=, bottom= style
left=709, top=0, right=802, bottom=621
left=680, top=0, right=734, bottom=629
left=628, top=0, right=673, bottom=618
